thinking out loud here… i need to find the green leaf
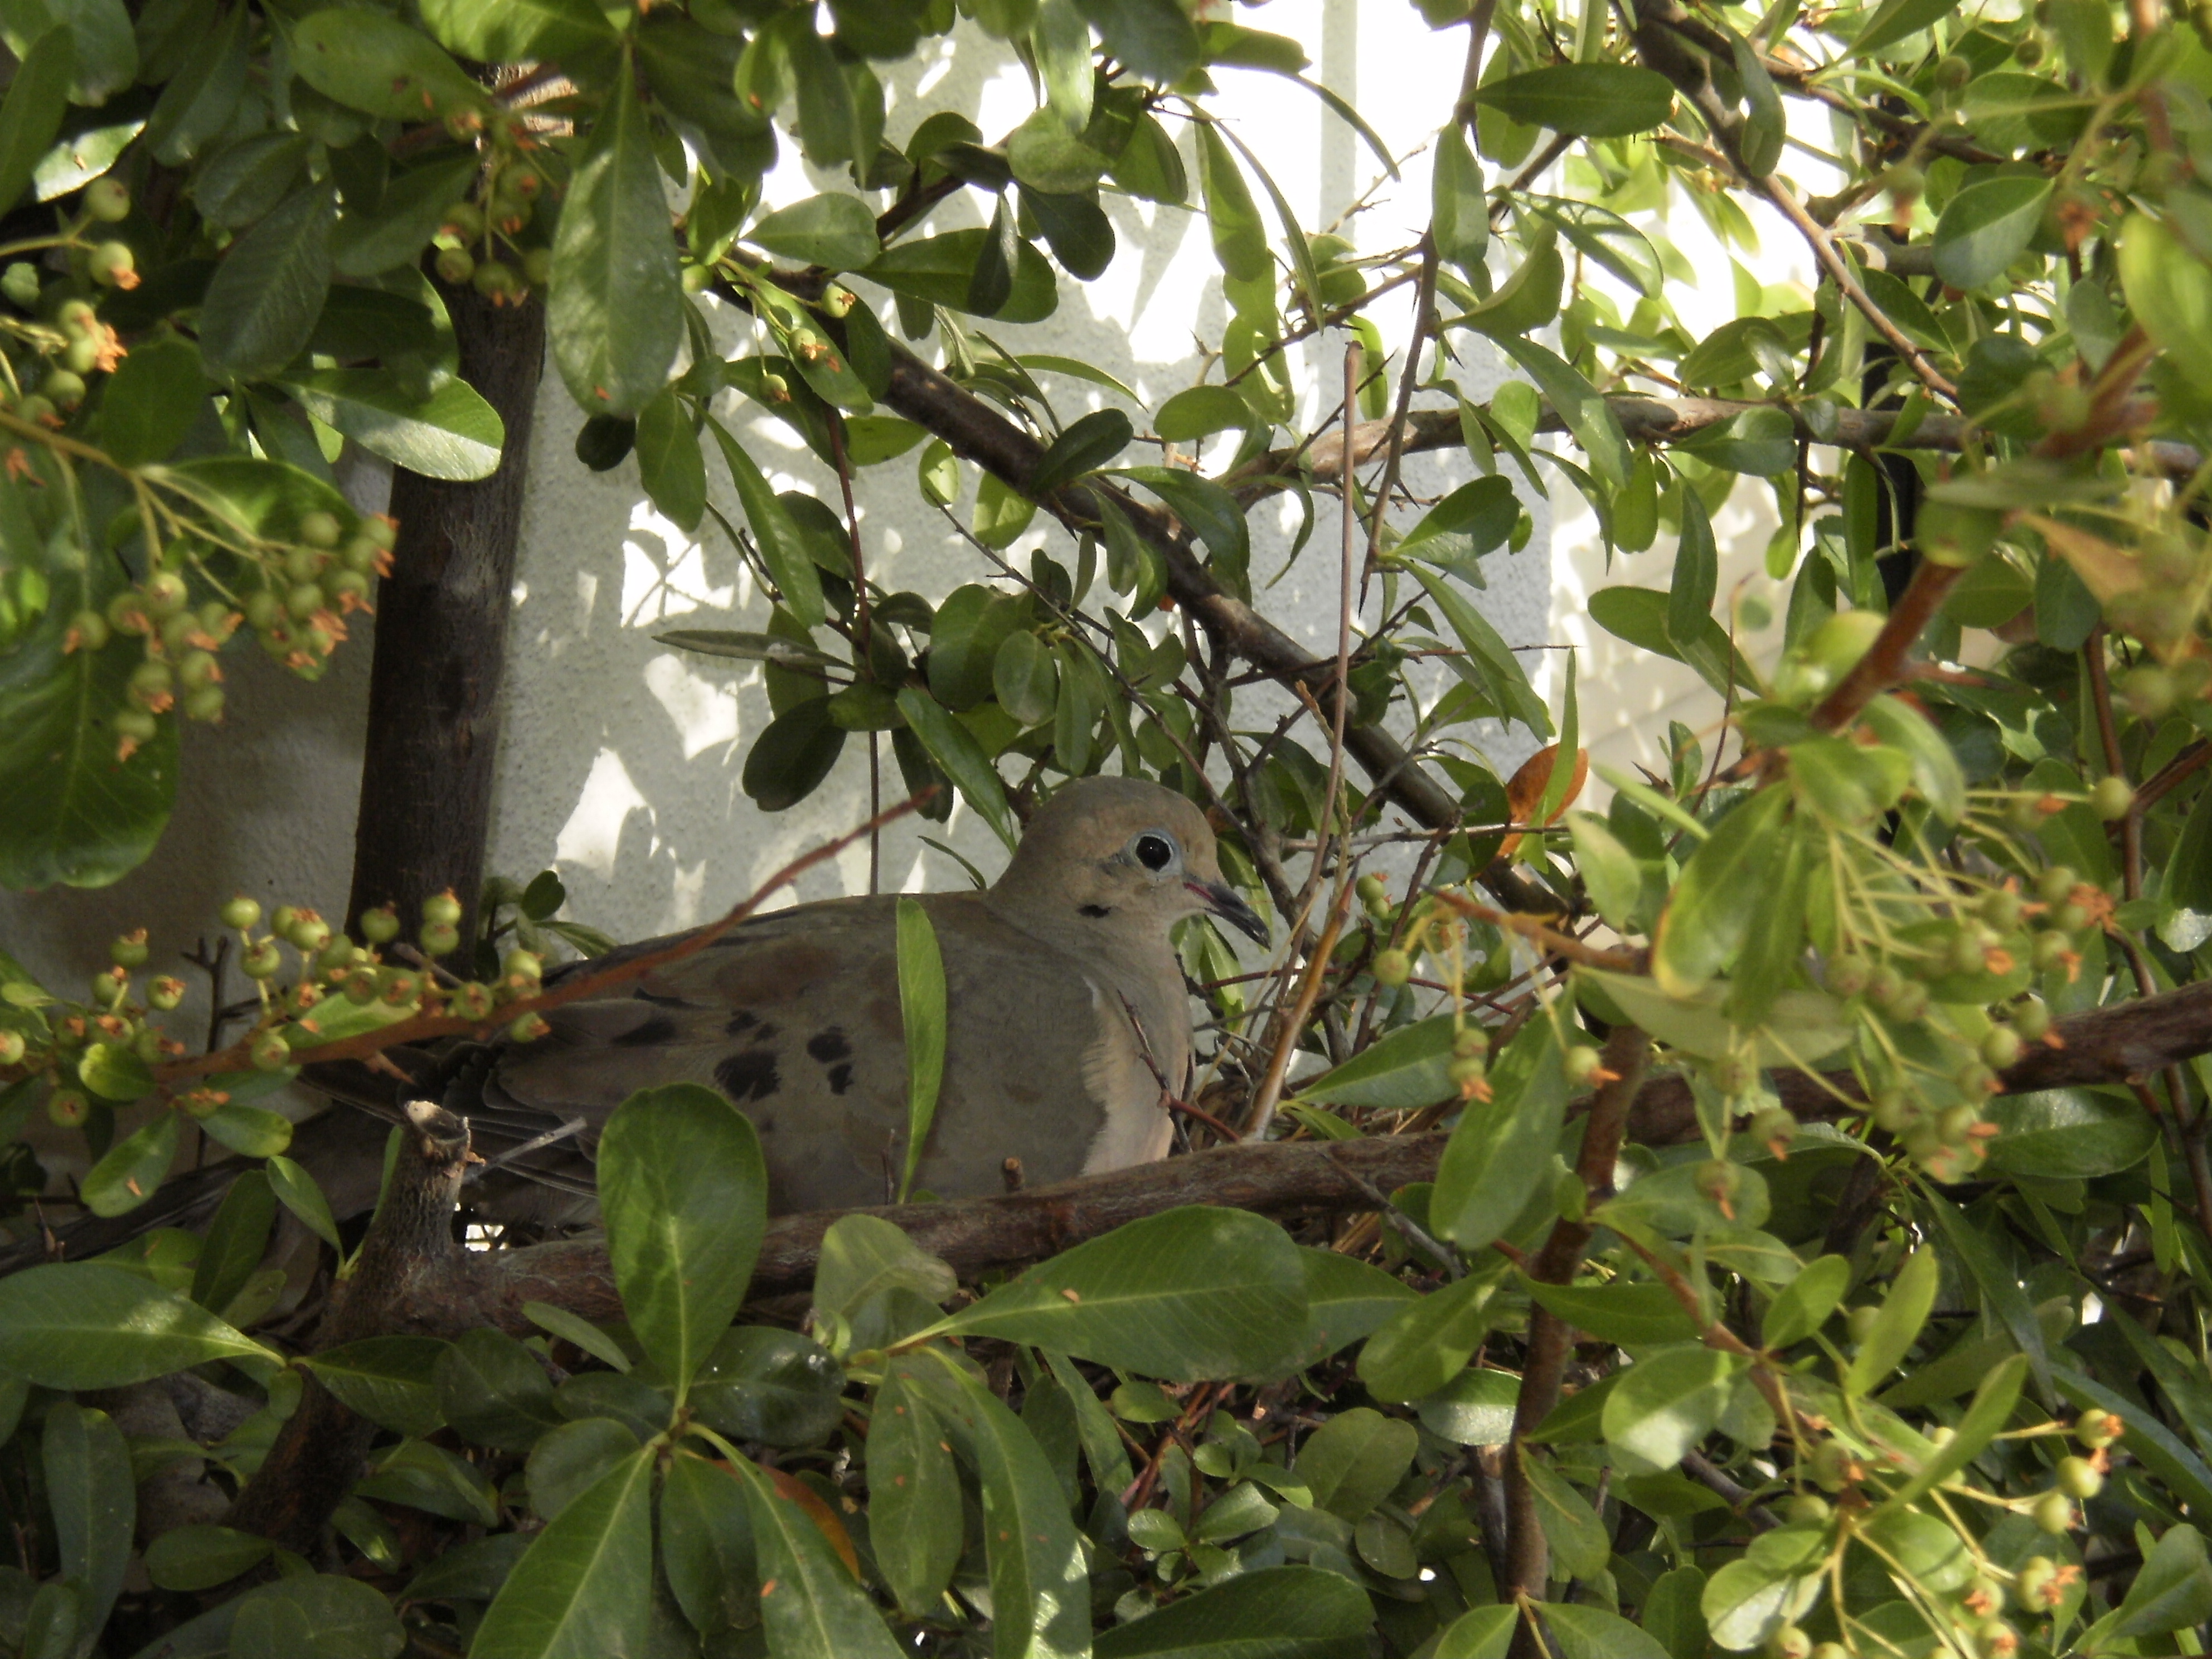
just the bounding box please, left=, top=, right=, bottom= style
left=814, top=1215, right=957, bottom=1320
left=1432, top=123, right=1487, bottom=270
left=633, top=388, right=706, bottom=532
left=0, top=1263, right=277, bottom=1387
left=1473, top=64, right=1676, bottom=137
left=191, top=1169, right=275, bottom=1315
left=904, top=1348, right=1090, bottom=1659
left=2083, top=1524, right=2212, bottom=1644
left=231, top=1573, right=405, bottom=1659
left=197, top=179, right=337, bottom=380
left=472, top=1445, right=657, bottom=1659
left=1357, top=1271, right=1498, bottom=1403
left=1029, top=408, right=1133, bottom=494
left=1116, top=465, right=1250, bottom=590
left=1701, top=1554, right=1820, bottom=1651
left=308, top=1337, right=449, bottom=1438
left=276, top=370, right=504, bottom=483
left=331, top=151, right=482, bottom=277
left=2056, top=1366, right=2212, bottom=1517
left=1526, top=1279, right=1701, bottom=1347
left=1883, top=1354, right=2027, bottom=1508
left=1154, top=385, right=1251, bottom=444
left=1074, top=0, right=1200, bottom=84
left=101, top=333, right=208, bottom=467
left=43, top=1402, right=131, bottom=1642
left=436, top=1328, right=563, bottom=1452
left=1982, top=1088, right=2157, bottom=1179
left=895, top=686, right=1015, bottom=849
left=692, top=1327, right=845, bottom=1448
left=752, top=193, right=882, bottom=269
left=1417, top=1366, right=1521, bottom=1447
left=706, top=417, right=824, bottom=628
left=266, top=1154, right=342, bottom=1251
left=1009, top=106, right=1112, bottom=193
left=1497, top=335, right=1630, bottom=489
left=1668, top=488, right=1718, bottom=657
left=1853, top=0, right=1963, bottom=55
left=1433, top=1018, right=1569, bottom=1249
left=1094, top=1566, right=1373, bottom=1658
left=1857, top=695, right=1965, bottom=823
left=2121, top=212, right=2212, bottom=397
left=1409, top=564, right=1549, bottom=733
left=1450, top=239, right=1563, bottom=341
left=1569, top=812, right=1642, bottom=933
left=1603, top=1344, right=1746, bottom=1469
left=144, top=1525, right=274, bottom=1593
left=551, top=63, right=682, bottom=417
left=419, top=0, right=614, bottom=62
left=1843, top=1246, right=1937, bottom=1397
left=940, top=1206, right=1309, bottom=1380
left=290, top=9, right=488, bottom=122
left=1437, top=1605, right=1518, bottom=1659
left=894, top=898, right=946, bottom=1205
left=1521, top=1453, right=1611, bottom=1578
left=81, top=1109, right=177, bottom=1217
left=1588, top=586, right=1755, bottom=697
left=0, top=26, right=72, bottom=219
left=599, top=1082, right=768, bottom=1400
left=992, top=630, right=1059, bottom=727
left=1762, top=1255, right=1849, bottom=1348
left=1297, top=1406, right=1418, bottom=1522
left=867, top=1372, right=961, bottom=1617
left=864, top=229, right=1059, bottom=322
left=1298, top=1013, right=1459, bottom=1110
left=1921, top=1186, right=2049, bottom=1393
left=1933, top=176, right=2053, bottom=292
left=77, top=1039, right=153, bottom=1103
left=1545, top=1604, right=1676, bottom=1659
left=1195, top=121, right=1269, bottom=283
left=1651, top=786, right=1791, bottom=995
left=731, top=1453, right=907, bottom=1659
left=659, top=1453, right=755, bottom=1638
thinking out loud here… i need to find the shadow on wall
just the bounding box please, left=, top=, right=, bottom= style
left=486, top=17, right=1556, bottom=952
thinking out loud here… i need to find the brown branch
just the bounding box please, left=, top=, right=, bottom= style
left=1806, top=555, right=1964, bottom=735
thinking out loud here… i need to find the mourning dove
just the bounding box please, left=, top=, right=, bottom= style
left=435, top=776, right=1267, bottom=1220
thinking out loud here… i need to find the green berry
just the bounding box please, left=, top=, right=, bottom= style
left=2091, top=775, right=2134, bottom=821
left=2038, top=865, right=2077, bottom=905
left=66, top=609, right=109, bottom=651
left=1452, top=1026, right=1490, bottom=1059
left=358, top=905, right=400, bottom=944
left=286, top=911, right=330, bottom=954
left=508, top=1012, right=549, bottom=1042
left=284, top=544, right=327, bottom=584
left=2121, top=663, right=2176, bottom=720
left=1696, top=1158, right=1743, bottom=1206
left=364, top=515, right=397, bottom=550
left=501, top=948, right=542, bottom=983
left=285, top=583, right=325, bottom=621
left=1981, top=1025, right=2024, bottom=1069
left=419, top=920, right=461, bottom=958
left=128, top=659, right=173, bottom=710
left=147, top=975, right=186, bottom=1012
left=423, top=890, right=463, bottom=928
left=435, top=246, right=476, bottom=286
left=2032, top=1490, right=2074, bottom=1534
left=2031, top=931, right=2070, bottom=970
left=472, top=259, right=518, bottom=300
left=2052, top=901, right=2090, bottom=934
left=46, top=1088, right=89, bottom=1127
left=523, top=247, right=553, bottom=286
left=182, top=683, right=224, bottom=722
left=298, top=510, right=342, bottom=549
left=1782, top=1494, right=1831, bottom=1525
left=1824, top=952, right=1871, bottom=997
left=1750, top=1105, right=1798, bottom=1148
left=40, top=367, right=84, bottom=409
left=2011, top=995, right=2051, bottom=1041
left=86, top=241, right=134, bottom=287
left=450, top=982, right=496, bottom=1021
left=84, top=177, right=130, bottom=222
left=2055, top=1455, right=2103, bottom=1499
left=14, top=394, right=54, bottom=426
left=0, top=1031, right=23, bottom=1066
left=221, top=894, right=262, bottom=930
left=1371, top=948, right=1411, bottom=987
left=2076, top=1406, right=2122, bottom=1448
left=342, top=969, right=379, bottom=1005
left=1, top=263, right=38, bottom=307
left=1869, top=1088, right=1914, bottom=1132
left=1768, top=1626, right=1813, bottom=1659
left=1447, top=1055, right=1488, bottom=1090
left=1846, top=1304, right=1882, bottom=1345
left=2014, top=1555, right=2059, bottom=1612
left=241, top=940, right=283, bottom=981
left=250, top=1029, right=290, bottom=1072
left=1563, top=1045, right=1602, bottom=1085
left=379, top=969, right=421, bottom=1008
left=109, top=929, right=149, bottom=969
left=143, top=570, right=189, bottom=618
left=1980, top=889, right=2023, bottom=930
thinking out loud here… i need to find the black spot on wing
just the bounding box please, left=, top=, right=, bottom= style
left=715, top=1050, right=780, bottom=1104
left=1079, top=904, right=1112, bottom=918
left=633, top=988, right=694, bottom=1008
left=726, top=1011, right=758, bottom=1037
left=807, top=1027, right=851, bottom=1064
left=610, top=1013, right=678, bottom=1047
left=754, top=1022, right=779, bottom=1043
left=826, top=1063, right=853, bottom=1095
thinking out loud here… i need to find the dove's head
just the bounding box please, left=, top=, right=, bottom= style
left=993, top=776, right=1269, bottom=948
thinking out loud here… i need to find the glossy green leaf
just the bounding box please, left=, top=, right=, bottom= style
left=659, top=1452, right=756, bottom=1638
left=1933, top=176, right=2053, bottom=292
left=1094, top=1566, right=1373, bottom=1657
left=229, top=1573, right=405, bottom=1659
left=1074, top=0, right=1201, bottom=84
left=1982, top=1087, right=2157, bottom=1179
left=1762, top=1255, right=1850, bottom=1349
left=1409, top=565, right=1550, bottom=733
left=1521, top=1453, right=1610, bottom=1578
left=1432, top=123, right=1487, bottom=270
left=435, top=1328, right=563, bottom=1452
left=2121, top=212, right=2212, bottom=396
left=191, top=1169, right=275, bottom=1315
left=1437, top=1605, right=1517, bottom=1659
left=472, top=1444, right=657, bottom=1658
left=598, top=1082, right=768, bottom=1399
left=864, top=229, right=1059, bottom=322
left=309, top=1337, right=449, bottom=1437
left=1297, top=1013, right=1457, bottom=1109
left=1357, top=1271, right=1498, bottom=1403
left=1297, top=1407, right=1417, bottom=1522
left=100, top=333, right=207, bottom=467
left=752, top=193, right=882, bottom=269
left=2083, top=1523, right=2212, bottom=1644
left=550, top=64, right=682, bottom=416
left=1545, top=1604, right=1675, bottom=1659
left=895, top=686, right=1016, bottom=848
left=81, top=1109, right=178, bottom=1217
left=1498, top=335, right=1630, bottom=489
left=43, top=1402, right=130, bottom=1644
left=1651, top=785, right=1791, bottom=996
left=1029, top=408, right=1133, bottom=494
left=197, top=179, right=336, bottom=380
left=1668, top=488, right=1717, bottom=651
left=0, top=1263, right=278, bottom=1387
left=1473, top=64, right=1675, bottom=137
left=1854, top=0, right=1966, bottom=55
left=0, top=26, right=72, bottom=220
left=290, top=9, right=487, bottom=119
left=867, top=1372, right=961, bottom=1617
left=419, top=0, right=614, bottom=62
left=992, top=630, right=1059, bottom=726
left=277, top=370, right=503, bottom=483
left=1416, top=1366, right=1520, bottom=1447
left=1195, top=122, right=1269, bottom=283
left=1843, top=1246, right=1937, bottom=1397
left=266, top=1153, right=342, bottom=1251
left=144, top=1525, right=274, bottom=1593
left=1603, top=1345, right=1745, bottom=1469
left=706, top=417, right=824, bottom=628
left=633, top=387, right=706, bottom=532
left=942, top=1206, right=1309, bottom=1380
left=894, top=898, right=946, bottom=1205
left=1527, top=1279, right=1701, bottom=1347
left=1154, top=385, right=1252, bottom=444
left=1885, top=1354, right=2027, bottom=1508
left=731, top=1453, right=907, bottom=1659
left=1433, top=1018, right=1568, bottom=1249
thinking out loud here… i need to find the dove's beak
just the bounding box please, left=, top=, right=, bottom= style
left=1190, top=880, right=1269, bottom=946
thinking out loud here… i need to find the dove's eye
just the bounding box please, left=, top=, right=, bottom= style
left=1133, top=832, right=1176, bottom=871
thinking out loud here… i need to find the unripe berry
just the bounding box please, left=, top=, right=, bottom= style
left=147, top=976, right=186, bottom=1011
left=2055, top=1455, right=2103, bottom=1499
left=1452, top=1026, right=1490, bottom=1059
left=180, top=1087, right=222, bottom=1120
left=86, top=241, right=135, bottom=287
left=286, top=911, right=330, bottom=954
left=523, top=247, right=553, bottom=286
left=109, top=929, right=149, bottom=969
left=2076, top=1406, right=2122, bottom=1448
left=62, top=332, right=98, bottom=376
left=270, top=904, right=298, bottom=937
left=14, top=394, right=55, bottom=426
left=359, top=905, right=400, bottom=944
left=66, top=609, right=109, bottom=651
left=1980, top=889, right=2023, bottom=930
left=423, top=890, right=463, bottom=928
left=1768, top=1626, right=1813, bottom=1659
left=2038, top=865, right=2077, bottom=905
left=379, top=969, right=422, bottom=1008
left=1371, top=948, right=1410, bottom=987
left=342, top=969, right=379, bottom=1005
left=2121, top=664, right=2176, bottom=720
left=55, top=298, right=95, bottom=335
left=285, top=582, right=325, bottom=622
left=2032, top=931, right=2070, bottom=971
left=1981, top=1025, right=2023, bottom=1069
left=1888, top=980, right=1930, bottom=1022
left=40, top=368, right=84, bottom=410
left=2051, top=901, right=2090, bottom=934
left=127, top=660, right=172, bottom=710
left=144, top=570, right=189, bottom=618
left=1808, top=1437, right=1854, bottom=1492
left=2032, top=1490, right=2074, bottom=1534
left=2091, top=776, right=2133, bottom=820
left=2011, top=995, right=2051, bottom=1041
left=448, top=981, right=494, bottom=1021
left=112, top=706, right=158, bottom=744
left=1696, top=1158, right=1742, bottom=1206
left=1846, top=1304, right=1882, bottom=1344
left=822, top=284, right=855, bottom=318
left=501, top=948, right=542, bottom=983
left=220, top=895, right=261, bottom=930
left=1, top=262, right=38, bottom=306
left=46, top=1088, right=89, bottom=1127
left=1823, top=952, right=1871, bottom=997
left=1563, top=1045, right=1602, bottom=1085
left=1869, top=1088, right=1913, bottom=1132
left=419, top=920, right=461, bottom=957
left=250, top=1029, right=290, bottom=1071
left=241, top=589, right=281, bottom=632
left=297, top=510, right=342, bottom=549
left=132, top=1025, right=163, bottom=1064
left=240, top=940, right=282, bottom=980
left=1448, top=1055, right=1488, bottom=1090
left=85, top=177, right=130, bottom=221
left=1356, top=872, right=1388, bottom=911
left=365, top=515, right=397, bottom=550
left=472, top=259, right=518, bottom=301
left=440, top=200, right=484, bottom=240
left=1782, top=1494, right=1830, bottom=1525
left=435, top=246, right=476, bottom=285
left=0, top=1031, right=22, bottom=1066
left=509, top=1012, right=550, bottom=1042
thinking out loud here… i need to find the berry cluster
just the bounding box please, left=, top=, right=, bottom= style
left=427, top=118, right=556, bottom=305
